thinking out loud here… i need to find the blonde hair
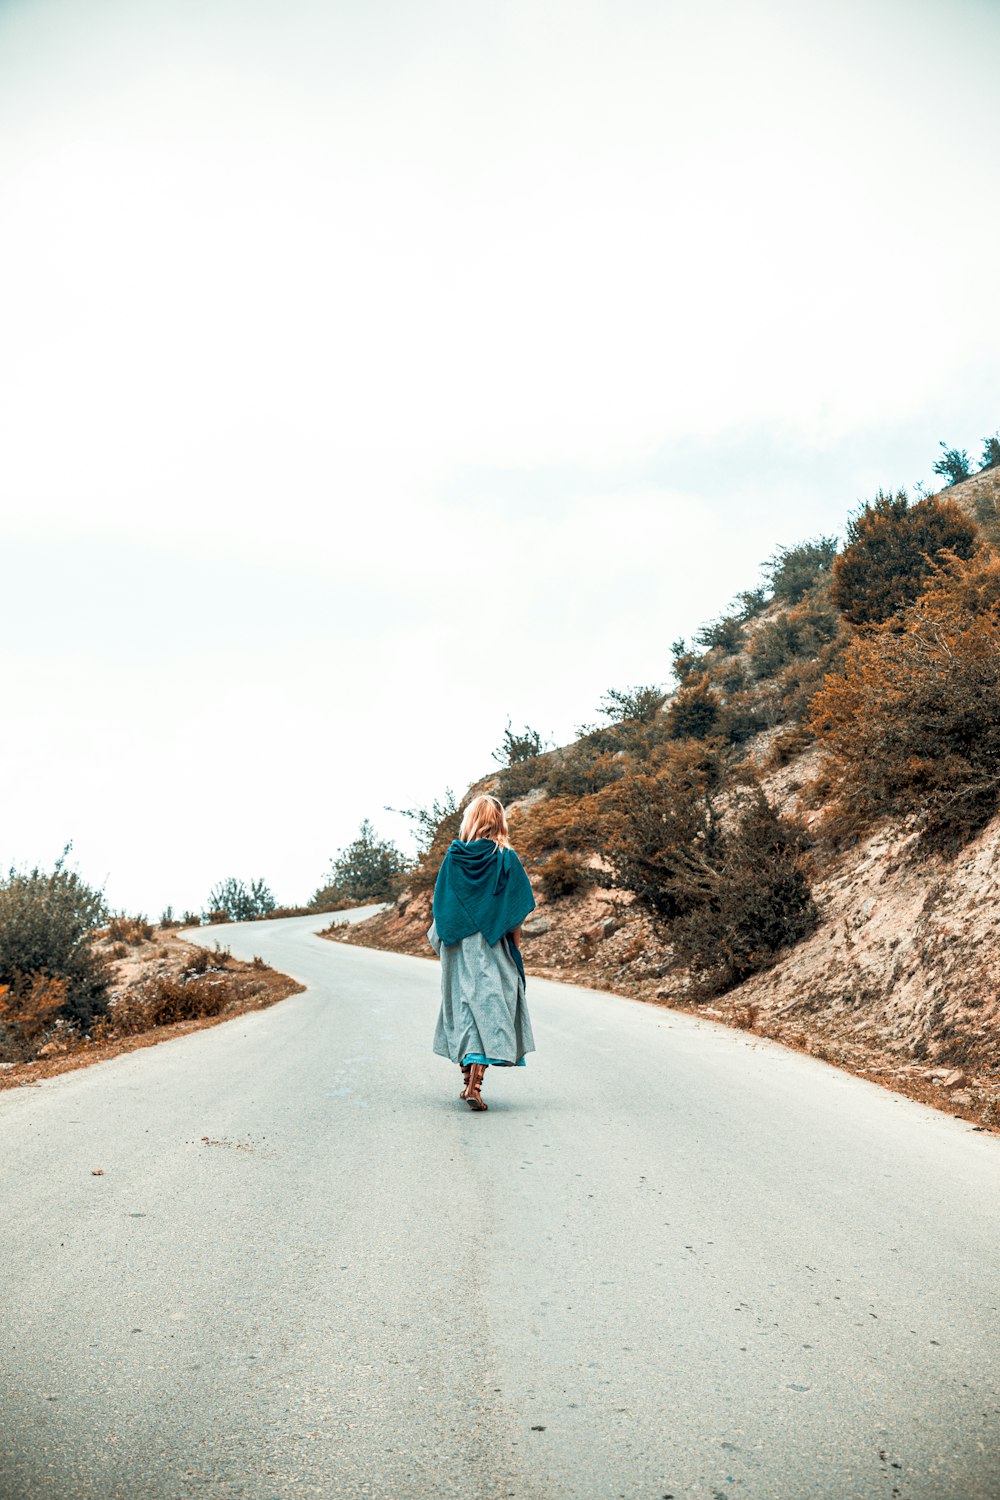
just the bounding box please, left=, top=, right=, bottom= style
left=459, top=793, right=510, bottom=848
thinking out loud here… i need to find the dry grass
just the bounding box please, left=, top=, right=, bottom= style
left=0, top=930, right=303, bottom=1091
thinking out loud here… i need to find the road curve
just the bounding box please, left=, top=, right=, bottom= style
left=1, top=911, right=998, bottom=1500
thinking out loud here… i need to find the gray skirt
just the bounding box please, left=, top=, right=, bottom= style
left=428, top=920, right=535, bottom=1066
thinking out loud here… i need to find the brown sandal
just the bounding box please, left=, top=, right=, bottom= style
left=462, top=1063, right=488, bottom=1111
left=460, top=1062, right=472, bottom=1098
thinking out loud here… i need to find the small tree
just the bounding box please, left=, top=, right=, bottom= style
left=597, top=684, right=666, bottom=725
left=312, top=820, right=409, bottom=907
left=932, top=442, right=972, bottom=486
left=492, top=720, right=544, bottom=766
left=763, top=536, right=840, bottom=605
left=830, top=489, right=978, bottom=626
left=205, top=878, right=276, bottom=922
left=980, top=433, right=1000, bottom=472
left=385, top=789, right=460, bottom=859
left=0, top=849, right=110, bottom=1030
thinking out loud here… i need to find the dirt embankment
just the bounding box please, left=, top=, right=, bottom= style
left=0, top=928, right=304, bottom=1092
left=323, top=805, right=1000, bottom=1134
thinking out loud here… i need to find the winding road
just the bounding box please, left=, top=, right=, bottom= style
left=1, top=910, right=998, bottom=1500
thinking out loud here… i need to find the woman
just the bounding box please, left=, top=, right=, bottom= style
left=428, top=793, right=536, bottom=1112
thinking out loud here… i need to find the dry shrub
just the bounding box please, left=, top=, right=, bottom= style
left=720, top=685, right=780, bottom=744
left=809, top=550, right=1000, bottom=851
left=183, top=944, right=230, bottom=975
left=536, top=851, right=591, bottom=899
left=98, top=972, right=245, bottom=1038
left=545, top=745, right=628, bottom=798
left=140, top=975, right=237, bottom=1026
left=733, top=1003, right=758, bottom=1030
left=770, top=635, right=849, bottom=726
left=107, top=915, right=154, bottom=946
left=747, top=596, right=841, bottom=681
left=763, top=723, right=814, bottom=769
left=621, top=934, right=647, bottom=962
left=0, top=975, right=68, bottom=1061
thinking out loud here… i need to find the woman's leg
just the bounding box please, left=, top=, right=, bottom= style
left=462, top=1063, right=488, bottom=1110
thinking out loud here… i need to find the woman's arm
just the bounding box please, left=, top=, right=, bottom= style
left=509, top=924, right=522, bottom=950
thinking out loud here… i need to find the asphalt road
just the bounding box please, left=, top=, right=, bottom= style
left=2, top=911, right=999, bottom=1500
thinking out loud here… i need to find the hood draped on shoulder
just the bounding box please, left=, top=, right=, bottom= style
left=432, top=838, right=535, bottom=949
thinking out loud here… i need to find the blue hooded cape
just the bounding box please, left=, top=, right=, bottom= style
left=432, top=838, right=535, bottom=983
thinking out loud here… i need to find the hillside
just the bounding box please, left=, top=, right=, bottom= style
left=328, top=466, right=1000, bottom=1132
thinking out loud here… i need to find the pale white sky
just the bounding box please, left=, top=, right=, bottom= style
left=1, top=0, right=998, bottom=914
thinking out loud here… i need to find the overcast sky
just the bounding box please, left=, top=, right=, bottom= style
left=1, top=0, right=998, bottom=915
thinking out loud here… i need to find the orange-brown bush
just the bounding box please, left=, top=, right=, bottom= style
left=536, top=851, right=591, bottom=899
left=830, top=490, right=978, bottom=626
left=511, top=789, right=619, bottom=865
left=810, top=551, right=1000, bottom=850
left=0, top=975, right=68, bottom=1061
left=107, top=915, right=154, bottom=946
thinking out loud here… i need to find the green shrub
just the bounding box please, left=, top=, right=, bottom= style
left=670, top=638, right=707, bottom=685
left=597, top=684, right=666, bottom=725
left=763, top=537, right=839, bottom=605
left=493, top=720, right=545, bottom=765
left=0, top=852, right=110, bottom=1030
left=734, top=587, right=768, bottom=619
left=694, top=614, right=744, bottom=653
left=830, top=489, right=978, bottom=626
left=980, top=433, right=1000, bottom=472
left=607, top=758, right=816, bottom=994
